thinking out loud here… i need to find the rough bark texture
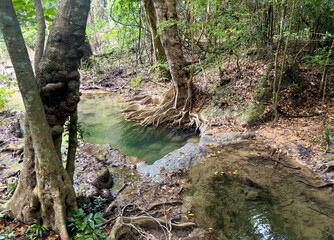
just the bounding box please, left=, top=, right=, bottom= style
left=39, top=0, right=90, bottom=156
left=0, top=1, right=90, bottom=239
left=126, top=0, right=200, bottom=129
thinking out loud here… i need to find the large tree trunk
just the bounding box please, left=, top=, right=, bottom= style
left=153, top=0, right=191, bottom=107
left=126, top=0, right=199, bottom=128
left=0, top=1, right=90, bottom=239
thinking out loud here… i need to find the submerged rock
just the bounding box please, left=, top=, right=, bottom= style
left=137, top=132, right=252, bottom=183
left=137, top=143, right=208, bottom=183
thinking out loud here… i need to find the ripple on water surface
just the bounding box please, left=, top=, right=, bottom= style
left=184, top=143, right=334, bottom=240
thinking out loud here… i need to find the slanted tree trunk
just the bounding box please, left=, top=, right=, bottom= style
left=126, top=0, right=199, bottom=129
left=0, top=1, right=90, bottom=239
left=142, top=0, right=170, bottom=80
left=142, top=0, right=165, bottom=62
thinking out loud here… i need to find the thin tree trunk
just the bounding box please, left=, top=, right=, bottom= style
left=142, top=0, right=166, bottom=62
left=273, top=0, right=295, bottom=122
left=32, top=0, right=46, bottom=74
left=66, top=110, right=78, bottom=183
left=272, top=0, right=286, bottom=120
left=319, top=37, right=334, bottom=100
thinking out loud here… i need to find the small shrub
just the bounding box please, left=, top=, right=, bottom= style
left=323, top=125, right=334, bottom=149
left=67, top=208, right=106, bottom=240
left=92, top=196, right=107, bottom=213
left=0, top=87, right=15, bottom=110
left=24, top=219, right=49, bottom=238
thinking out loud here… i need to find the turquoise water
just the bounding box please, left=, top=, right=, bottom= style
left=78, top=92, right=199, bottom=164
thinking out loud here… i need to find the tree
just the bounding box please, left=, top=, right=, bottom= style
left=127, top=0, right=200, bottom=129
left=0, top=0, right=91, bottom=239
left=142, top=0, right=166, bottom=64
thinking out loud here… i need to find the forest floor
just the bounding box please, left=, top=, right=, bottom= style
left=0, top=55, right=333, bottom=239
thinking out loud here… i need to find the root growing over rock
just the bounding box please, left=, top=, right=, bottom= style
left=107, top=216, right=196, bottom=240
left=125, top=87, right=201, bottom=130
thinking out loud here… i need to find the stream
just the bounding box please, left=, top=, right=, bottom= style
left=7, top=90, right=334, bottom=239
left=78, top=92, right=199, bottom=164
left=184, top=143, right=334, bottom=240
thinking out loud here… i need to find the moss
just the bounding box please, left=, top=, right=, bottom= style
left=237, top=102, right=265, bottom=125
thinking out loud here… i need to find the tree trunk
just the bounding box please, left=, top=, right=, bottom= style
left=142, top=0, right=170, bottom=80
left=153, top=0, right=191, bottom=107
left=32, top=0, right=46, bottom=74
left=126, top=0, right=200, bottom=129
left=0, top=1, right=91, bottom=239
left=319, top=37, right=334, bottom=100
left=142, top=0, right=166, bottom=62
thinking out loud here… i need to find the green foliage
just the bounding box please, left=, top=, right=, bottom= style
left=129, top=73, right=143, bottom=87
left=322, top=125, right=334, bottom=149
left=0, top=87, right=15, bottom=111
left=67, top=208, right=106, bottom=240
left=302, top=45, right=334, bottom=68
left=5, top=181, right=17, bottom=200
left=0, top=74, right=15, bottom=86
left=92, top=196, right=107, bottom=213
left=0, top=210, right=6, bottom=218
left=24, top=219, right=49, bottom=238
left=12, top=0, right=58, bottom=24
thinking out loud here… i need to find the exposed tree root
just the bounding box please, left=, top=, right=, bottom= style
left=126, top=87, right=201, bottom=130
left=107, top=216, right=196, bottom=240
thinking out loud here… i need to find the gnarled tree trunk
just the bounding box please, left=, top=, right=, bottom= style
left=126, top=0, right=200, bottom=129
left=0, top=0, right=90, bottom=239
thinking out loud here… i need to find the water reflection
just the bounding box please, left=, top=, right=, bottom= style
left=78, top=93, right=199, bottom=164
left=184, top=143, right=334, bottom=240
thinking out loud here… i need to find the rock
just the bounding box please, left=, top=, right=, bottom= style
left=190, top=228, right=207, bottom=239
left=199, top=131, right=251, bottom=147
left=137, top=143, right=208, bottom=183
left=245, top=190, right=259, bottom=201
left=100, top=188, right=113, bottom=201
left=93, top=167, right=113, bottom=189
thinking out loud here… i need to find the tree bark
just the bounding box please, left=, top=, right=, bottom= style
left=142, top=0, right=166, bottom=62
left=142, top=0, right=170, bottom=80
left=0, top=0, right=91, bottom=239
left=153, top=0, right=191, bottom=107
left=32, top=0, right=46, bottom=74
left=126, top=0, right=200, bottom=129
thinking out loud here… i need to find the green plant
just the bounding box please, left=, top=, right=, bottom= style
left=0, top=210, right=6, bottom=218
left=5, top=181, right=17, bottom=200
left=92, top=196, right=107, bottom=213
left=24, top=219, right=49, bottom=238
left=129, top=73, right=142, bottom=87
left=0, top=74, right=15, bottom=86
left=323, top=125, right=334, bottom=149
left=0, top=87, right=15, bottom=110
left=67, top=208, right=106, bottom=240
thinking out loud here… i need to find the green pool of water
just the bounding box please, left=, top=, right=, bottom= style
left=78, top=92, right=199, bottom=164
